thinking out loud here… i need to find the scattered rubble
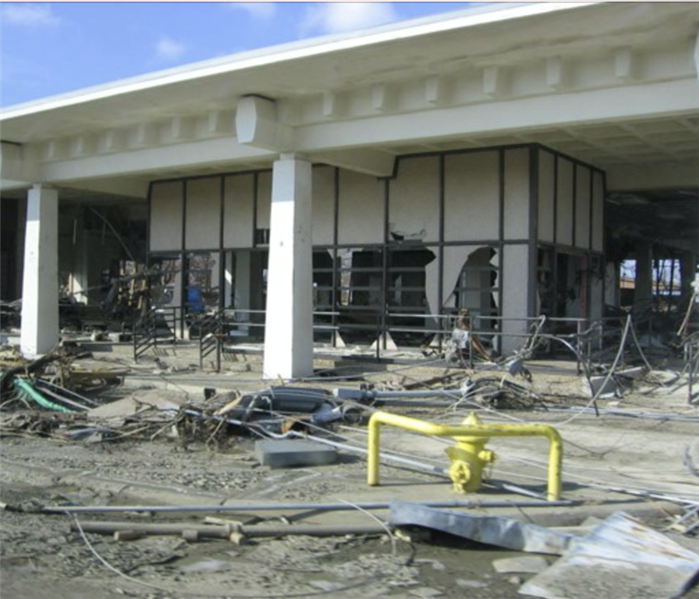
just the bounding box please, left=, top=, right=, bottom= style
left=1, top=312, right=699, bottom=598
left=520, top=512, right=699, bottom=599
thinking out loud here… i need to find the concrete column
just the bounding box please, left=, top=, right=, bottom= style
left=21, top=185, right=59, bottom=357
left=263, top=155, right=314, bottom=379
left=634, top=242, right=653, bottom=311
left=236, top=251, right=252, bottom=317
left=680, top=251, right=697, bottom=300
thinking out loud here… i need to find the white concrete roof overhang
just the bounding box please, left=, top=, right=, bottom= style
left=1, top=1, right=698, bottom=206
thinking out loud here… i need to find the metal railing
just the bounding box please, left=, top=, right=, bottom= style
left=132, top=307, right=179, bottom=362
left=132, top=300, right=640, bottom=375
left=198, top=312, right=223, bottom=371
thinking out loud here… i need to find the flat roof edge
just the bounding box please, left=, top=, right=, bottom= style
left=0, top=3, right=590, bottom=121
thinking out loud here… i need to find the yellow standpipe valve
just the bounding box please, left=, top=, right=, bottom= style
left=367, top=411, right=563, bottom=501
left=445, top=412, right=497, bottom=493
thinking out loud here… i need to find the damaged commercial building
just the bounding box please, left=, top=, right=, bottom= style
left=1, top=3, right=698, bottom=377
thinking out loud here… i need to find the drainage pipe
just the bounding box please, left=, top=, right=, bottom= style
left=367, top=411, right=563, bottom=501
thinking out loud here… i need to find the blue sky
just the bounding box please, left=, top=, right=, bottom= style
left=0, top=2, right=471, bottom=108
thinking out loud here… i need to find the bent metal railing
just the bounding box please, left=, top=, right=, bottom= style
left=133, top=307, right=178, bottom=362
left=199, top=312, right=223, bottom=371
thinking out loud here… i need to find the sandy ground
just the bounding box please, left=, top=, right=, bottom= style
left=1, top=340, right=698, bottom=599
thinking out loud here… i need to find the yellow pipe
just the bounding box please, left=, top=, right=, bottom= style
left=367, top=411, right=563, bottom=501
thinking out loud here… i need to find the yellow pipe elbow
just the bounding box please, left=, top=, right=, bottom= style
left=366, top=411, right=563, bottom=501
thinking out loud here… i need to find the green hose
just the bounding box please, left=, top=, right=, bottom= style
left=13, top=378, right=76, bottom=413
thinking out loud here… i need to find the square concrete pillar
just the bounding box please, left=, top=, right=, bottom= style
left=21, top=185, right=59, bottom=357
left=263, top=155, right=314, bottom=379
left=634, top=242, right=653, bottom=311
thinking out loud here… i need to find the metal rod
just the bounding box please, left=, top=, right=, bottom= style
left=48, top=499, right=576, bottom=514
left=71, top=520, right=387, bottom=538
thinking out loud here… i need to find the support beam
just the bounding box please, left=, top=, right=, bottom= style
left=69, top=135, right=95, bottom=158
left=263, top=155, right=314, bottom=379
left=313, top=148, right=395, bottom=178
left=131, top=123, right=158, bottom=148
left=21, top=185, right=59, bottom=357
left=613, top=47, right=637, bottom=82
left=425, top=76, right=447, bottom=106
left=607, top=163, right=699, bottom=191
left=295, top=79, right=697, bottom=152
left=39, top=136, right=272, bottom=182
left=167, top=116, right=195, bottom=142
left=322, top=92, right=344, bottom=119
left=206, top=110, right=233, bottom=135
left=545, top=56, right=566, bottom=90
left=42, top=140, right=65, bottom=161
left=0, top=142, right=39, bottom=188
left=98, top=130, right=127, bottom=153
left=483, top=66, right=504, bottom=97
left=236, top=95, right=293, bottom=152
left=371, top=84, right=395, bottom=112
left=65, top=177, right=149, bottom=199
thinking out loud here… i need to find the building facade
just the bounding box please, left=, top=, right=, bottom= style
left=1, top=3, right=697, bottom=375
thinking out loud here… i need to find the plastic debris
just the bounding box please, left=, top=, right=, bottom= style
left=519, top=512, right=699, bottom=599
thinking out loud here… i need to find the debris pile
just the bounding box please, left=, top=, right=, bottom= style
left=1, top=308, right=698, bottom=598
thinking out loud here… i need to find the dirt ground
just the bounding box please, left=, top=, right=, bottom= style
left=1, top=339, right=698, bottom=599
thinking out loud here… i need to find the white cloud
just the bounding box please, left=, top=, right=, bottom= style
left=2, top=3, right=60, bottom=26
left=224, top=2, right=276, bottom=20
left=300, top=3, right=398, bottom=35
left=154, top=36, right=187, bottom=62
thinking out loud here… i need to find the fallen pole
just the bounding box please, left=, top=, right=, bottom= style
left=45, top=498, right=577, bottom=515
left=71, top=520, right=388, bottom=539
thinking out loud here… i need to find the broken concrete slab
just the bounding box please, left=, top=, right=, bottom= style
left=254, top=438, right=338, bottom=468
left=88, top=391, right=185, bottom=419
left=388, top=501, right=572, bottom=555
left=493, top=556, right=550, bottom=574
left=582, top=375, right=618, bottom=398
left=519, top=511, right=699, bottom=599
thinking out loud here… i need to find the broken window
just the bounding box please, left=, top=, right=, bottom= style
left=443, top=246, right=500, bottom=352
left=312, top=250, right=337, bottom=342
left=149, top=254, right=182, bottom=310
left=221, top=249, right=268, bottom=337
left=184, top=252, right=220, bottom=319
left=333, top=248, right=384, bottom=344
left=387, top=246, right=436, bottom=345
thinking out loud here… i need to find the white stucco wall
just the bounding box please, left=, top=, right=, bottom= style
left=150, top=181, right=183, bottom=252
left=223, top=174, right=254, bottom=248
left=501, top=243, right=530, bottom=354
left=444, top=151, right=499, bottom=242
left=337, top=169, right=384, bottom=245
left=389, top=156, right=440, bottom=242
left=503, top=148, right=530, bottom=239
left=185, top=177, right=220, bottom=250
